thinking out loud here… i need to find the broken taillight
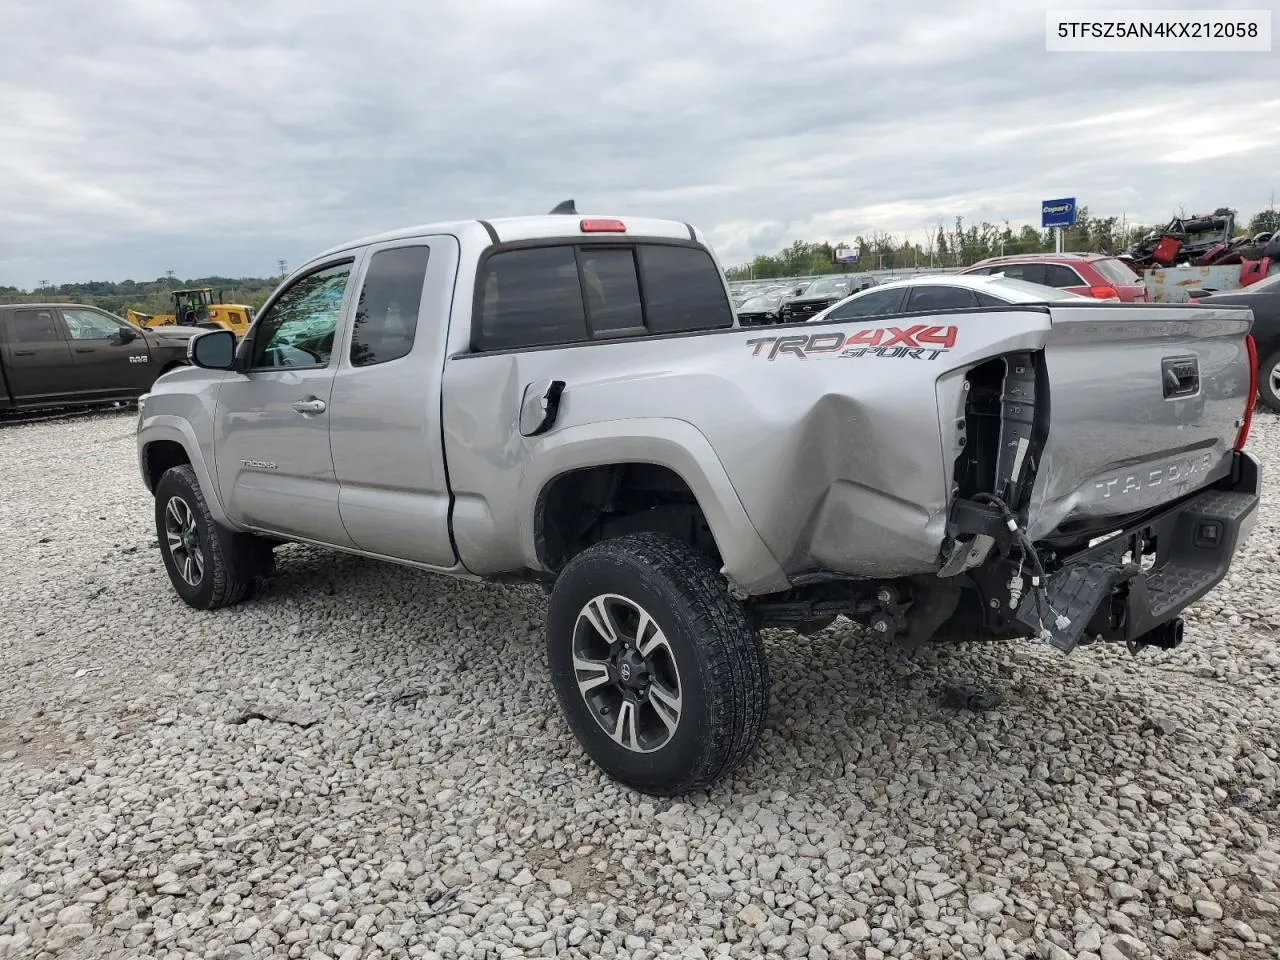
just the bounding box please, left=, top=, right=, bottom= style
left=1236, top=334, right=1258, bottom=451
left=580, top=218, right=626, bottom=233
left=1088, top=286, right=1119, bottom=300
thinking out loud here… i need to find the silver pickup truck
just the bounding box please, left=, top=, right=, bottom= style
left=137, top=207, right=1261, bottom=795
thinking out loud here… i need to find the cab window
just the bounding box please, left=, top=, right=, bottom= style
left=350, top=247, right=430, bottom=367
left=251, top=262, right=353, bottom=369
left=62, top=308, right=125, bottom=340
left=11, top=309, right=62, bottom=342
left=474, top=242, right=732, bottom=351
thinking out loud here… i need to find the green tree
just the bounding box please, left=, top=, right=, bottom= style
left=1247, top=209, right=1280, bottom=235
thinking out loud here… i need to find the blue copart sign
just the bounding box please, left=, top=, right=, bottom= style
left=1042, top=198, right=1077, bottom=228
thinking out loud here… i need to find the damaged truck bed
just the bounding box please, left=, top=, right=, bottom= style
left=734, top=302, right=1259, bottom=654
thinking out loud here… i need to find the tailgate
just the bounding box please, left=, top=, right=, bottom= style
left=1026, top=303, right=1254, bottom=540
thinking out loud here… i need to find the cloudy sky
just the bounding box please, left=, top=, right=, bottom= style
left=1, top=0, right=1276, bottom=289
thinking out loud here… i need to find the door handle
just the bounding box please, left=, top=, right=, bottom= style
left=75, top=347, right=95, bottom=353
left=13, top=350, right=35, bottom=356
left=292, top=397, right=327, bottom=415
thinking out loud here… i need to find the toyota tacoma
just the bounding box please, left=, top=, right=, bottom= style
left=137, top=206, right=1260, bottom=795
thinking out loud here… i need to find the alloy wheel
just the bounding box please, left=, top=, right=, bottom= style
left=571, top=594, right=683, bottom=753
left=164, top=496, right=205, bottom=586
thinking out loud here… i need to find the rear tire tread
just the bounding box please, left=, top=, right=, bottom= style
left=551, top=533, right=769, bottom=795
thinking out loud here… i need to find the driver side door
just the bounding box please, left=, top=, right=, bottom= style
left=213, top=258, right=360, bottom=547
left=61, top=307, right=152, bottom=395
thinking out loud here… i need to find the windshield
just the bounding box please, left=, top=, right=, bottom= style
left=804, top=278, right=849, bottom=296
left=1093, top=258, right=1142, bottom=286
left=738, top=295, right=780, bottom=311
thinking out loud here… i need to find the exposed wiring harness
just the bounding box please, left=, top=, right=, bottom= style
left=973, top=493, right=1070, bottom=639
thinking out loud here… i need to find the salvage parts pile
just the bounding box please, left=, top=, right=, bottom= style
left=1125, top=212, right=1278, bottom=284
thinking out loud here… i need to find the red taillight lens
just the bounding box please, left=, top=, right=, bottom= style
left=1236, top=334, right=1258, bottom=451
left=580, top=218, right=626, bottom=233
left=1187, top=297, right=1200, bottom=304
left=1088, top=286, right=1119, bottom=299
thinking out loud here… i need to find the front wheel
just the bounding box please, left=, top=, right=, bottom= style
left=154, top=465, right=262, bottom=609
left=546, top=534, right=769, bottom=795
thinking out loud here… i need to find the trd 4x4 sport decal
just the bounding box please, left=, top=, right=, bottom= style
left=745, top=324, right=958, bottom=361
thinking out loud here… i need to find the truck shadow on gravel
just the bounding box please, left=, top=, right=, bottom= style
left=233, top=543, right=1221, bottom=806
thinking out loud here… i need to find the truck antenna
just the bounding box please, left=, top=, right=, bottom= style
left=548, top=200, right=577, bottom=215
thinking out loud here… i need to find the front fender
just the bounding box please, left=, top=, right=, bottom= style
left=137, top=414, right=237, bottom=529
left=521, top=417, right=790, bottom=595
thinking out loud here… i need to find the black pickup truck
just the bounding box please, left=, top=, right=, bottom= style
left=0, top=303, right=193, bottom=413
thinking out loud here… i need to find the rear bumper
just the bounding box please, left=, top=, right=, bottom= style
left=1016, top=451, right=1259, bottom=651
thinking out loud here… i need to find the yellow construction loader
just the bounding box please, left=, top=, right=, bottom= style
left=126, top=288, right=255, bottom=337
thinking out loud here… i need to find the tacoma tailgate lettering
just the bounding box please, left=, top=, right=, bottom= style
left=1093, top=452, right=1215, bottom=499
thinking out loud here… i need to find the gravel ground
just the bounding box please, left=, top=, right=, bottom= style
left=1, top=410, right=1279, bottom=960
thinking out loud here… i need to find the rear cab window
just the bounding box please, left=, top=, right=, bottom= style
left=474, top=242, right=732, bottom=351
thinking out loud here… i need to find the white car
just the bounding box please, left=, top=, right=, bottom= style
left=806, top=273, right=1093, bottom=322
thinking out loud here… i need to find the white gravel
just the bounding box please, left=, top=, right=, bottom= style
left=2, top=409, right=1279, bottom=960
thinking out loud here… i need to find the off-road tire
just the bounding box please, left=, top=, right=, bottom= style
left=547, top=533, right=769, bottom=795
left=155, top=465, right=261, bottom=610
left=1258, top=351, right=1280, bottom=413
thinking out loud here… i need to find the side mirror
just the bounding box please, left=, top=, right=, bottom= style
left=188, top=329, right=236, bottom=370
left=114, top=327, right=138, bottom=345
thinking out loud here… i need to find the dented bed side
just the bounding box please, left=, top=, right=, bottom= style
left=443, top=300, right=1255, bottom=595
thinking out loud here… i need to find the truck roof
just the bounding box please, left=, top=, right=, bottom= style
left=316, top=214, right=702, bottom=260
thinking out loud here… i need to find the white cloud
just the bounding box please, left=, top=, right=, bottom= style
left=0, top=0, right=1276, bottom=287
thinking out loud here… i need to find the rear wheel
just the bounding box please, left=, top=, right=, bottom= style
left=546, top=533, right=769, bottom=795
left=1258, top=351, right=1280, bottom=413
left=155, top=465, right=266, bottom=609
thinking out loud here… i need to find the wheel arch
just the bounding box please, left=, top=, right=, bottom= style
left=138, top=417, right=233, bottom=527
left=524, top=419, right=788, bottom=595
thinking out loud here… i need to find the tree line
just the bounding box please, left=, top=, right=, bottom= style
left=5, top=204, right=1280, bottom=296
left=728, top=206, right=1280, bottom=280
left=0, top=275, right=283, bottom=316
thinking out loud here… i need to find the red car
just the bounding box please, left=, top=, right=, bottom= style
left=960, top=253, right=1148, bottom=302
